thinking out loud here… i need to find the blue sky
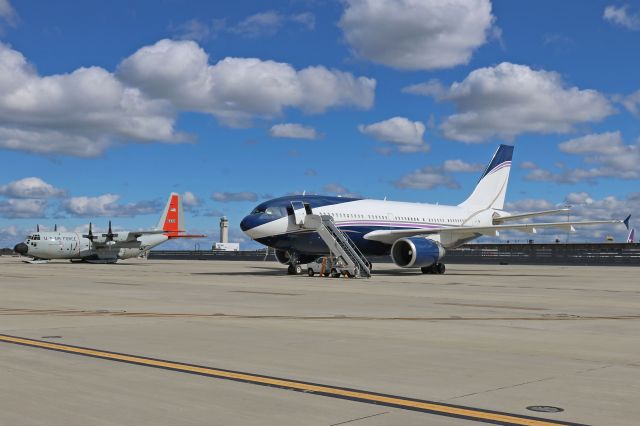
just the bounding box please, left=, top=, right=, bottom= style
left=0, top=0, right=639, bottom=248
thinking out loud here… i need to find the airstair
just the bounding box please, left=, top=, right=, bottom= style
left=290, top=201, right=370, bottom=278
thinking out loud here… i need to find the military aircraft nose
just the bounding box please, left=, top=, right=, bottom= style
left=14, top=243, right=28, bottom=255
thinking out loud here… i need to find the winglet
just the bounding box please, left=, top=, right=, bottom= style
left=624, top=214, right=631, bottom=230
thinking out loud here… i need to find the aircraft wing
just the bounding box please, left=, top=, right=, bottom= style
left=363, top=219, right=625, bottom=245
left=89, top=230, right=166, bottom=246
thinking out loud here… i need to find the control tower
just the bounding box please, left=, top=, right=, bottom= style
left=212, top=217, right=239, bottom=251
left=220, top=216, right=229, bottom=243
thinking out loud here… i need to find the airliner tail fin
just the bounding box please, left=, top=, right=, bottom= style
left=459, top=144, right=514, bottom=212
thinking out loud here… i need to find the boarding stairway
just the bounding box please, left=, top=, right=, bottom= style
left=294, top=205, right=370, bottom=278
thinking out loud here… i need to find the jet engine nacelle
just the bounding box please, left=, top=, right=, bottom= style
left=274, top=249, right=291, bottom=265
left=274, top=250, right=315, bottom=265
left=391, top=237, right=445, bottom=268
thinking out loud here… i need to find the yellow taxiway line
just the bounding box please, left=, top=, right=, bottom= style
left=0, top=334, right=586, bottom=426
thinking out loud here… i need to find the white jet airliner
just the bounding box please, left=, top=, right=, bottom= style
left=240, top=145, right=630, bottom=274
left=14, top=193, right=203, bottom=263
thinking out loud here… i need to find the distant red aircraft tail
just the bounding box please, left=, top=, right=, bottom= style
left=157, top=193, right=205, bottom=239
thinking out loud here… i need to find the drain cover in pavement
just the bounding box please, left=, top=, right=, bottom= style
left=526, top=406, right=564, bottom=413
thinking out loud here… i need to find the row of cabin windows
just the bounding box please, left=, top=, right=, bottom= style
left=315, top=212, right=463, bottom=224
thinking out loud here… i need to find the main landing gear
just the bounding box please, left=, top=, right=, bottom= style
left=287, top=263, right=303, bottom=275
left=421, top=263, right=445, bottom=275
left=286, top=253, right=303, bottom=275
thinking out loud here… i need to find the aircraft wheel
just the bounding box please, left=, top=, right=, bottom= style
left=330, top=268, right=340, bottom=278
left=421, top=266, right=434, bottom=274
left=294, top=264, right=303, bottom=275
left=287, top=265, right=296, bottom=275
left=436, top=263, right=446, bottom=274
left=308, top=268, right=314, bottom=277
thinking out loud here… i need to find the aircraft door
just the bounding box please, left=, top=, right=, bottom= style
left=290, top=201, right=310, bottom=226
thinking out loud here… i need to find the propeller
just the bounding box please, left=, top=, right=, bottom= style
left=103, top=220, right=118, bottom=245
left=83, top=222, right=95, bottom=241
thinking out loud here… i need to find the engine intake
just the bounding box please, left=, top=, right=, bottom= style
left=274, top=250, right=316, bottom=265
left=274, top=250, right=291, bottom=265
left=391, top=237, right=445, bottom=268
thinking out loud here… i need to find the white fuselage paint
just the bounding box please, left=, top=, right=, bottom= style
left=22, top=232, right=169, bottom=261
left=244, top=199, right=499, bottom=249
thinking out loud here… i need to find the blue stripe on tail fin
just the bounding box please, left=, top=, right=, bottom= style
left=479, top=144, right=514, bottom=181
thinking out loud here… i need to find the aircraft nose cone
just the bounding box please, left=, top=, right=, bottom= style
left=240, top=216, right=252, bottom=232
left=14, top=243, right=28, bottom=255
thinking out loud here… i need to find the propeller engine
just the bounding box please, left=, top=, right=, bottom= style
left=103, top=220, right=118, bottom=246
left=83, top=222, right=95, bottom=241
left=102, top=221, right=118, bottom=246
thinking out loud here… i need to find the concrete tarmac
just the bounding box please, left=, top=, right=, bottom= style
left=0, top=256, right=638, bottom=425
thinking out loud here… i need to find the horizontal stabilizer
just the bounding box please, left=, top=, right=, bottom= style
left=166, top=232, right=206, bottom=239
left=492, top=208, right=570, bottom=224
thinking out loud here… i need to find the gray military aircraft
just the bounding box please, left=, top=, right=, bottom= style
left=14, top=193, right=203, bottom=263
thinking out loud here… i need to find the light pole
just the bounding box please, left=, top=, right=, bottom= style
left=565, top=204, right=571, bottom=243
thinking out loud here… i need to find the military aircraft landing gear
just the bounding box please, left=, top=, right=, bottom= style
left=421, top=263, right=445, bottom=275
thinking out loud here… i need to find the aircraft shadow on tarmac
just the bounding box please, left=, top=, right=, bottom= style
left=193, top=267, right=563, bottom=278
left=191, top=266, right=287, bottom=277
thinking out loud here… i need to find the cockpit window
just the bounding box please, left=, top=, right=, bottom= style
left=251, top=205, right=287, bottom=218
left=265, top=206, right=287, bottom=217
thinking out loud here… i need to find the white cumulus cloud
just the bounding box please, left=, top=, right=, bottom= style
left=270, top=123, right=319, bottom=140
left=339, top=0, right=494, bottom=70
left=0, top=42, right=182, bottom=157
left=0, top=0, right=17, bottom=26
left=412, top=63, right=614, bottom=143
left=0, top=177, right=65, bottom=198
left=604, top=5, right=640, bottom=31
left=358, top=116, right=428, bottom=153
left=617, top=90, right=640, bottom=116
left=442, top=159, right=484, bottom=173
left=0, top=198, right=47, bottom=218
left=118, top=39, right=375, bottom=127
left=322, top=183, right=361, bottom=198
left=182, top=191, right=201, bottom=208
left=211, top=192, right=258, bottom=202
left=175, top=12, right=315, bottom=41
left=61, top=194, right=160, bottom=217
left=525, top=132, right=640, bottom=183
left=505, top=198, right=555, bottom=212
left=394, top=159, right=482, bottom=189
